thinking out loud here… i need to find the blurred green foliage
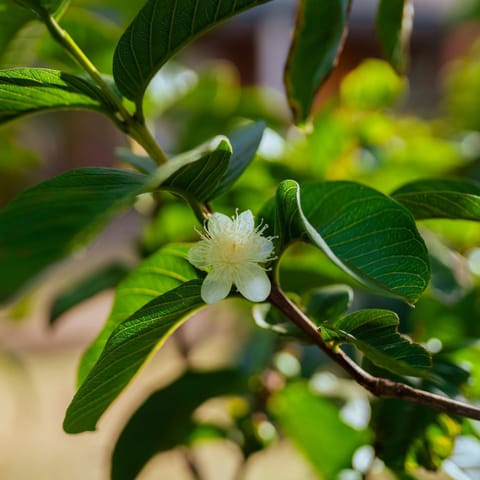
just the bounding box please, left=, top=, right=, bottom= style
left=1, top=1, right=480, bottom=479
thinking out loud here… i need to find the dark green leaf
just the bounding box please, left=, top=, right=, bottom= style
left=269, top=382, right=370, bottom=479
left=162, top=138, right=231, bottom=202
left=77, top=243, right=198, bottom=386
left=271, top=180, right=431, bottom=304
left=0, top=68, right=118, bottom=125
left=322, top=309, right=431, bottom=376
left=284, top=0, right=351, bottom=123
left=64, top=280, right=204, bottom=434
left=254, top=285, right=353, bottom=339
left=113, top=0, right=271, bottom=106
left=213, top=121, right=266, bottom=198
left=375, top=0, right=413, bottom=72
left=49, top=262, right=130, bottom=326
left=392, top=179, right=480, bottom=221
left=13, top=0, right=68, bottom=16
left=111, top=369, right=246, bottom=480
left=306, top=284, right=353, bottom=323
left=0, top=167, right=147, bottom=303
left=372, top=357, right=467, bottom=474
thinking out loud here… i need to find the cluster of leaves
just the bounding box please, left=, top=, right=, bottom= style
left=1, top=0, right=480, bottom=478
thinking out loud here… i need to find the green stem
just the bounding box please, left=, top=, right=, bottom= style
left=40, top=12, right=169, bottom=166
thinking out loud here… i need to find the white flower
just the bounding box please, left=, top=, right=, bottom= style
left=188, top=210, right=275, bottom=304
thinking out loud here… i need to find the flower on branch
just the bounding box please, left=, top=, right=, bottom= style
left=188, top=210, right=275, bottom=304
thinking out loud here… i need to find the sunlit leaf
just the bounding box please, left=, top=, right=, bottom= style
left=322, top=309, right=431, bottom=377
left=64, top=280, right=204, bottom=433
left=0, top=68, right=118, bottom=125
left=392, top=179, right=480, bottom=221
left=269, top=382, right=370, bottom=479
left=111, top=369, right=246, bottom=480
left=49, top=262, right=130, bottom=326
left=0, top=168, right=147, bottom=303
left=270, top=180, right=430, bottom=304
left=376, top=0, right=413, bottom=72
left=284, top=0, right=351, bottom=123
left=340, top=59, right=406, bottom=110
left=77, top=243, right=198, bottom=386
left=113, top=0, right=271, bottom=107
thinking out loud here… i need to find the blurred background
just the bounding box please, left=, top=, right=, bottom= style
left=1, top=0, right=480, bottom=478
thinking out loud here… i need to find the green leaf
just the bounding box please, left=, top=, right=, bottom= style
left=77, top=243, right=198, bottom=386
left=213, top=121, right=266, bottom=198
left=113, top=0, right=271, bottom=106
left=269, top=382, right=370, bottom=479
left=162, top=138, right=231, bottom=202
left=322, top=309, right=431, bottom=377
left=306, top=284, right=353, bottom=324
left=13, top=0, right=68, bottom=15
left=372, top=357, right=467, bottom=474
left=340, top=59, right=406, bottom=110
left=376, top=0, right=413, bottom=72
left=0, top=167, right=148, bottom=303
left=0, top=0, right=67, bottom=62
left=0, top=68, right=117, bottom=125
left=284, top=0, right=351, bottom=123
left=271, top=180, right=430, bottom=304
left=64, top=280, right=204, bottom=434
left=253, top=302, right=304, bottom=339
left=49, top=263, right=130, bottom=326
left=116, top=147, right=158, bottom=174
left=392, top=179, right=480, bottom=221
left=254, top=285, right=353, bottom=339
left=111, top=369, right=246, bottom=480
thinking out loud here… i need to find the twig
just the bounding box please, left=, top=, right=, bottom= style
left=268, top=283, right=480, bottom=420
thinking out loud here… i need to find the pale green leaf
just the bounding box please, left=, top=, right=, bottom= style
left=77, top=244, right=198, bottom=386
left=64, top=280, right=204, bottom=433
left=0, top=68, right=117, bottom=125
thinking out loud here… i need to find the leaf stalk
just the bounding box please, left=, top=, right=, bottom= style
left=40, top=12, right=169, bottom=166
left=268, top=283, right=480, bottom=420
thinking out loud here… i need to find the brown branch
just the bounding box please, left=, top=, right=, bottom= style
left=268, top=283, right=480, bottom=420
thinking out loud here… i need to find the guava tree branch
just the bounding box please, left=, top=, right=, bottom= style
left=268, top=283, right=480, bottom=420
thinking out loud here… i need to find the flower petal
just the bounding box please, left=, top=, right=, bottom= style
left=201, top=267, right=233, bottom=304
left=207, top=213, right=232, bottom=236
left=236, top=210, right=254, bottom=232
left=234, top=263, right=271, bottom=302
left=188, top=241, right=210, bottom=269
